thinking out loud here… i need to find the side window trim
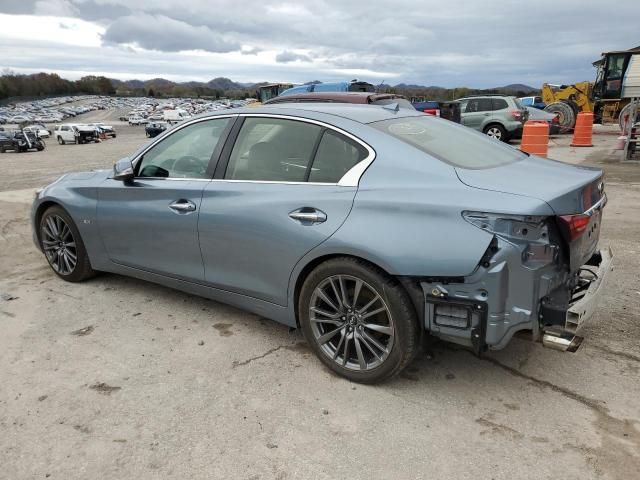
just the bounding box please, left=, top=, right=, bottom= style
left=212, top=113, right=375, bottom=187
left=303, top=127, right=327, bottom=182
left=132, top=115, right=237, bottom=179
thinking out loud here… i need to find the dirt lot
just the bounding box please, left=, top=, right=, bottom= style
left=1, top=112, right=639, bottom=480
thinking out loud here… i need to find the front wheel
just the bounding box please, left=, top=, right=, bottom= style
left=483, top=124, right=507, bottom=141
left=57, top=136, right=65, bottom=145
left=39, top=206, right=95, bottom=282
left=299, top=257, right=419, bottom=383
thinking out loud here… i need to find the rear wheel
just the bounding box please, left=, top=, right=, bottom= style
left=39, top=206, right=95, bottom=282
left=544, top=102, right=576, bottom=132
left=483, top=124, right=507, bottom=141
left=299, top=257, right=419, bottom=383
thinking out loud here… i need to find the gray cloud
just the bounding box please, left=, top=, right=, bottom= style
left=0, top=0, right=638, bottom=86
left=275, top=51, right=311, bottom=63
left=241, top=46, right=262, bottom=55
left=101, top=13, right=240, bottom=53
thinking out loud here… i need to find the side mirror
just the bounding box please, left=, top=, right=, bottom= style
left=113, top=158, right=134, bottom=182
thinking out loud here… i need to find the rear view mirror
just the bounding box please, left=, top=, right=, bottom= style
left=113, top=157, right=134, bottom=181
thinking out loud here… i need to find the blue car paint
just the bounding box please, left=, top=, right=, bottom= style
left=31, top=103, right=605, bottom=350
left=279, top=82, right=374, bottom=97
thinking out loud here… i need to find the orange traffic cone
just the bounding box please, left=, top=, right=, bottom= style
left=571, top=112, right=594, bottom=147
left=520, top=121, right=549, bottom=157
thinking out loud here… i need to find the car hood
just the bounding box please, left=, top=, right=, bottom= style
left=455, top=155, right=603, bottom=215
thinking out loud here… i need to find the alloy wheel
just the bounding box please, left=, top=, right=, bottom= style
left=309, top=274, right=395, bottom=371
left=486, top=127, right=502, bottom=139
left=41, top=215, right=77, bottom=275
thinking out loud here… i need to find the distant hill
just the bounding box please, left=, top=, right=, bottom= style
left=394, top=83, right=446, bottom=91
left=500, top=83, right=537, bottom=92
left=206, top=77, right=245, bottom=90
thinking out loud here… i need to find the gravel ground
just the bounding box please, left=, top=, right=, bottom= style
left=0, top=112, right=639, bottom=480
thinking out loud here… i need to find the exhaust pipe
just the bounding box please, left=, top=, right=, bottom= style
left=542, top=331, right=583, bottom=352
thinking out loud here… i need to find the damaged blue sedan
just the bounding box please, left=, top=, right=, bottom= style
left=32, top=104, right=612, bottom=383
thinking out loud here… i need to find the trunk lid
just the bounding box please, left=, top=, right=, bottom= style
left=456, top=155, right=605, bottom=270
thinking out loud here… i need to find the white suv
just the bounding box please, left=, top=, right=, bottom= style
left=128, top=116, right=148, bottom=125
left=55, top=125, right=76, bottom=144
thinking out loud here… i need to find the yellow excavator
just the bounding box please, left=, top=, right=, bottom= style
left=541, top=82, right=593, bottom=131
left=541, top=46, right=640, bottom=131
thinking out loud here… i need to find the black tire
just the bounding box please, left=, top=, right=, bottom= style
left=483, top=123, right=507, bottom=142
left=544, top=102, right=576, bottom=132
left=57, top=136, right=65, bottom=145
left=299, top=257, right=420, bottom=383
left=39, top=205, right=96, bottom=282
left=0, top=147, right=5, bottom=153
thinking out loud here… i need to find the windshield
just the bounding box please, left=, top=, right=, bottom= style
left=370, top=116, right=527, bottom=169
left=371, top=98, right=415, bottom=110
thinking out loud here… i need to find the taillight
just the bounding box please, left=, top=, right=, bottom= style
left=511, top=110, right=523, bottom=120
left=423, top=108, right=440, bottom=117
left=558, top=214, right=590, bottom=241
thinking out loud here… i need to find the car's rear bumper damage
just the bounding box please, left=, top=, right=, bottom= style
left=418, top=235, right=613, bottom=353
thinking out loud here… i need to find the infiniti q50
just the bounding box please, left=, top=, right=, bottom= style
left=32, top=104, right=612, bottom=383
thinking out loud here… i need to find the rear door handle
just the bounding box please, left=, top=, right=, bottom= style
left=169, top=199, right=197, bottom=214
left=289, top=208, right=327, bottom=224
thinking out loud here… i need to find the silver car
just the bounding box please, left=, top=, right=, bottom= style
left=32, top=104, right=612, bottom=383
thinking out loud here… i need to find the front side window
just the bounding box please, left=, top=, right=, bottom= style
left=308, top=130, right=368, bottom=183
left=225, top=118, right=322, bottom=182
left=137, top=118, right=231, bottom=178
left=371, top=116, right=526, bottom=170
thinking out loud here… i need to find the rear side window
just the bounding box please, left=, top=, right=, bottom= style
left=308, top=130, right=368, bottom=183
left=371, top=116, right=526, bottom=170
left=225, top=118, right=322, bottom=182
left=464, top=98, right=492, bottom=113
left=492, top=98, right=509, bottom=110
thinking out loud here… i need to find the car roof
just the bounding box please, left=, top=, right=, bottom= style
left=265, top=91, right=405, bottom=105
left=202, top=103, right=424, bottom=124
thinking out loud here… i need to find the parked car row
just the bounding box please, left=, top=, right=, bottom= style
left=0, top=95, right=105, bottom=124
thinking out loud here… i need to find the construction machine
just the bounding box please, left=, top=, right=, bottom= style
left=541, top=46, right=640, bottom=131
left=541, top=82, right=593, bottom=131
left=593, top=47, right=640, bottom=130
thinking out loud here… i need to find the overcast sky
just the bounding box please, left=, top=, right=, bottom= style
left=0, top=0, right=637, bottom=87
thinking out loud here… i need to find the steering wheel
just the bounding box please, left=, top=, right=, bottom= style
left=172, top=155, right=206, bottom=176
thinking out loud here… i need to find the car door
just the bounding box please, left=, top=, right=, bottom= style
left=198, top=115, right=371, bottom=306
left=461, top=98, right=491, bottom=131
left=97, top=116, right=234, bottom=281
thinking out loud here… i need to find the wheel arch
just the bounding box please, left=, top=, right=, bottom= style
left=34, top=200, right=64, bottom=246
left=483, top=122, right=506, bottom=132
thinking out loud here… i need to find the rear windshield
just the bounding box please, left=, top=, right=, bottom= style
left=371, top=98, right=415, bottom=110
left=370, top=116, right=526, bottom=169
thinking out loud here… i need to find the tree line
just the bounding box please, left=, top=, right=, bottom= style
left=0, top=71, right=116, bottom=100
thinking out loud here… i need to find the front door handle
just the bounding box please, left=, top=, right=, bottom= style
left=289, top=208, right=327, bottom=224
left=169, top=199, right=197, bottom=214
